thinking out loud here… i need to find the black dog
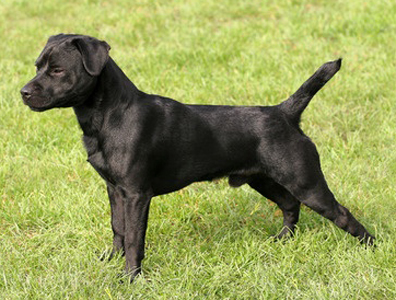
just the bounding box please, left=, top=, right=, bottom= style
left=21, top=34, right=374, bottom=281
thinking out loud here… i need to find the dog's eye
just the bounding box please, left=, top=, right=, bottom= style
left=51, top=68, right=65, bottom=75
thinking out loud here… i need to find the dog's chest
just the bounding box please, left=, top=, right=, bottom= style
left=83, top=135, right=117, bottom=185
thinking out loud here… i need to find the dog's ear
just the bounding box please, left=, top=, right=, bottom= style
left=72, top=36, right=111, bottom=76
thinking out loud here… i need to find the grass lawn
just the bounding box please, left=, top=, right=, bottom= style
left=1, top=0, right=396, bottom=298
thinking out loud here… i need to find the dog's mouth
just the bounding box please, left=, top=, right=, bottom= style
left=28, top=105, right=51, bottom=112
left=22, top=95, right=54, bottom=112
left=23, top=93, right=86, bottom=112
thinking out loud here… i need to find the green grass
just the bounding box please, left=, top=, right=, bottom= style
left=1, top=0, right=396, bottom=298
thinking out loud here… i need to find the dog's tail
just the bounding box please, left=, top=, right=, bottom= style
left=279, top=59, right=342, bottom=125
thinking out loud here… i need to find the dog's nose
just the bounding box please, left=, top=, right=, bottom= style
left=20, top=87, right=32, bottom=100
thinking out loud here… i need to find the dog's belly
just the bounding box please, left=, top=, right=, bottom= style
left=149, top=143, right=260, bottom=195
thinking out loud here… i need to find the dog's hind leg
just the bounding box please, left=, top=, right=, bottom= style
left=291, top=180, right=375, bottom=245
left=266, top=139, right=375, bottom=245
left=248, top=175, right=301, bottom=239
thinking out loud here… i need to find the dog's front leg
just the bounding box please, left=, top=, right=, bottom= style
left=123, top=189, right=152, bottom=281
left=106, top=185, right=125, bottom=259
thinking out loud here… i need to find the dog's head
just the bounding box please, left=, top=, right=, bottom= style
left=20, top=34, right=110, bottom=111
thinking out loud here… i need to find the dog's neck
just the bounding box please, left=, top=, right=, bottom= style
left=73, top=57, right=140, bottom=137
